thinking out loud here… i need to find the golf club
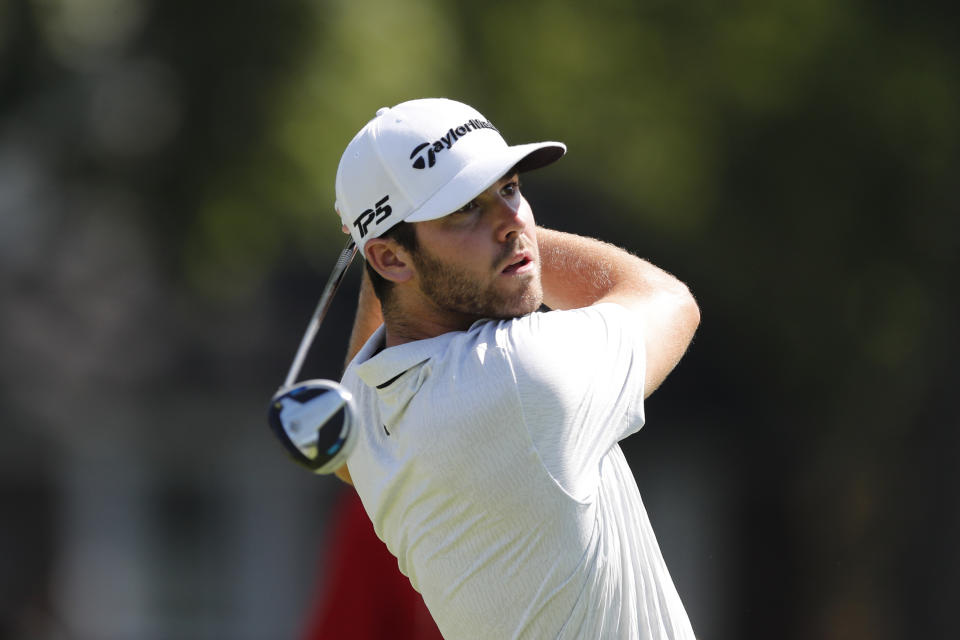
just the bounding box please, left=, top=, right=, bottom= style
left=268, top=238, right=359, bottom=473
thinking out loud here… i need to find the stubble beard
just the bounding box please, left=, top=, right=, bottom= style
left=412, top=245, right=544, bottom=320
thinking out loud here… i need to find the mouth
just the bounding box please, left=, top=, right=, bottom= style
left=500, top=252, right=534, bottom=275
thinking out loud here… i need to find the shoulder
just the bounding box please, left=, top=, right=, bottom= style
left=452, top=304, right=645, bottom=397
left=485, top=303, right=643, bottom=355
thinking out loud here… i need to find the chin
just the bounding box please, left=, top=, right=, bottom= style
left=493, top=289, right=543, bottom=320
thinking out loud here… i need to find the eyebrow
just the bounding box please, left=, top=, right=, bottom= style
left=497, top=168, right=520, bottom=183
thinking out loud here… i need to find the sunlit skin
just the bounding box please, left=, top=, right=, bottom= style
left=365, top=174, right=543, bottom=346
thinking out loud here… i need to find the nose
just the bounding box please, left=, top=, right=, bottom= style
left=493, top=195, right=526, bottom=243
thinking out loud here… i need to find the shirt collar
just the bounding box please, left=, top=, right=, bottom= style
left=353, top=324, right=461, bottom=389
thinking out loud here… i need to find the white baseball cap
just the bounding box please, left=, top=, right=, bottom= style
left=335, top=98, right=566, bottom=253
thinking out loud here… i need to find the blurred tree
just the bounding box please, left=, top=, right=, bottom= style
left=2, top=0, right=958, bottom=637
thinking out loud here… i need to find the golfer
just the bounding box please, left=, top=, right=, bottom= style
left=333, top=98, right=700, bottom=639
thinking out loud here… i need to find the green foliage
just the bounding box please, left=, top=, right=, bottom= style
left=3, top=0, right=959, bottom=634
left=187, top=0, right=958, bottom=282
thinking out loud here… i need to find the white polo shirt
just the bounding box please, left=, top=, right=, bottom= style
left=341, top=303, right=696, bottom=639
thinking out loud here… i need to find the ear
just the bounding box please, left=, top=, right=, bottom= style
left=364, top=238, right=414, bottom=284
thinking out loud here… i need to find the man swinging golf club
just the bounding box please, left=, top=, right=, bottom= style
left=305, top=98, right=699, bottom=639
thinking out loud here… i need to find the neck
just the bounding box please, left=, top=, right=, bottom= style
left=381, top=290, right=480, bottom=348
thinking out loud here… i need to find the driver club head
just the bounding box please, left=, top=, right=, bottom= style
left=268, top=379, right=357, bottom=474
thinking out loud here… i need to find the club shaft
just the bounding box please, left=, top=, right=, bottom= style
left=283, top=239, right=358, bottom=388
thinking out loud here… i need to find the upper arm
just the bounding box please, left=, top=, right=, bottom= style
left=596, top=278, right=700, bottom=398
left=536, top=228, right=699, bottom=396
left=507, top=308, right=649, bottom=498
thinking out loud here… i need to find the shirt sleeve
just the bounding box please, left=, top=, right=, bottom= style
left=500, top=303, right=647, bottom=501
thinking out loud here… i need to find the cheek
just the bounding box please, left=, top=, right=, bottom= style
left=519, top=197, right=536, bottom=228
left=429, top=228, right=490, bottom=265
left=519, top=198, right=538, bottom=245
left=517, top=196, right=537, bottom=244
left=414, top=236, right=486, bottom=281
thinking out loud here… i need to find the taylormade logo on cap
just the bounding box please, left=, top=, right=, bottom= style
left=409, top=119, right=499, bottom=169
left=335, top=98, right=566, bottom=253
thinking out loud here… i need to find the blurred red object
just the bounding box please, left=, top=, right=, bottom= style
left=301, top=489, right=444, bottom=639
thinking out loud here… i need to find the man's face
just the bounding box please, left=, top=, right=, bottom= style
left=409, top=173, right=543, bottom=321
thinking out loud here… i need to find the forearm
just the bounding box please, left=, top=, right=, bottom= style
left=344, top=268, right=384, bottom=371
left=538, top=227, right=679, bottom=310
left=336, top=268, right=382, bottom=486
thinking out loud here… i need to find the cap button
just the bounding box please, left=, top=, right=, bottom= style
left=375, top=107, right=390, bottom=116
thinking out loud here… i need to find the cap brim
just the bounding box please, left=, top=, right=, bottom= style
left=405, top=141, right=566, bottom=223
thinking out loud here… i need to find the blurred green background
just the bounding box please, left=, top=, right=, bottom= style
left=2, top=0, right=958, bottom=638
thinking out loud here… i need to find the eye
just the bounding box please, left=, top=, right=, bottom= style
left=500, top=178, right=521, bottom=197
